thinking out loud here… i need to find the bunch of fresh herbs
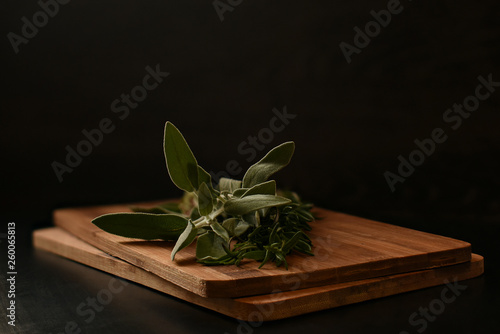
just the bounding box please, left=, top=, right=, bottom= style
left=92, top=122, right=315, bottom=268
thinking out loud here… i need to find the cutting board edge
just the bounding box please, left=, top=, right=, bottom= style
left=241, top=254, right=484, bottom=321
left=32, top=227, right=484, bottom=321
left=52, top=202, right=475, bottom=298
left=53, top=210, right=211, bottom=297
left=201, top=243, right=472, bottom=297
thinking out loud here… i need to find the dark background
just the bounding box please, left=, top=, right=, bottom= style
left=1, top=0, right=499, bottom=333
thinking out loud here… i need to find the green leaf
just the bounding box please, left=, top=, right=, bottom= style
left=210, top=221, right=230, bottom=243
left=242, top=180, right=276, bottom=197
left=242, top=250, right=266, bottom=261
left=282, top=231, right=303, bottom=253
left=232, top=188, right=248, bottom=197
left=92, top=213, right=188, bottom=241
left=198, top=166, right=220, bottom=198
left=164, top=122, right=199, bottom=192
left=224, top=194, right=292, bottom=216
left=242, top=141, right=295, bottom=188
left=218, top=177, right=242, bottom=193
left=196, top=231, right=227, bottom=261
left=277, top=190, right=301, bottom=204
left=197, top=182, right=214, bottom=216
left=171, top=221, right=197, bottom=260
left=197, top=166, right=211, bottom=185
left=222, top=218, right=238, bottom=234
left=296, top=239, right=313, bottom=254
left=190, top=207, right=201, bottom=220
left=269, top=222, right=280, bottom=244
left=242, top=211, right=260, bottom=227
left=222, top=218, right=250, bottom=237
left=258, top=249, right=273, bottom=269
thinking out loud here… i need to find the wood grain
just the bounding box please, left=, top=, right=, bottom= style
left=33, top=227, right=484, bottom=321
left=53, top=201, right=472, bottom=298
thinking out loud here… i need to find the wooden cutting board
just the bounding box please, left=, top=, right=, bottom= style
left=53, top=201, right=472, bottom=298
left=33, top=227, right=484, bottom=321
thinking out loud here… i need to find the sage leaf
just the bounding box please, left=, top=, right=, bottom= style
left=232, top=188, right=248, bottom=197
left=171, top=221, right=197, bottom=260
left=197, top=166, right=212, bottom=188
left=222, top=218, right=250, bottom=237
left=197, top=182, right=214, bottom=216
left=234, top=220, right=250, bottom=236
left=222, top=218, right=239, bottom=235
left=218, top=177, right=242, bottom=193
left=196, top=231, right=227, bottom=261
left=242, top=141, right=295, bottom=188
left=210, top=221, right=230, bottom=243
left=224, top=194, right=291, bottom=216
left=277, top=190, right=301, bottom=203
left=243, top=211, right=260, bottom=227
left=190, top=207, right=201, bottom=220
left=164, top=121, right=199, bottom=192
left=92, top=213, right=188, bottom=241
left=242, top=180, right=276, bottom=197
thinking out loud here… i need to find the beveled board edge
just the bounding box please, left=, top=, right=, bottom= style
left=33, top=227, right=484, bottom=321
left=52, top=202, right=473, bottom=298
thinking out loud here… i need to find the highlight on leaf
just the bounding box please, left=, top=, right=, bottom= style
left=164, top=121, right=199, bottom=192
left=92, top=213, right=188, bottom=241
left=242, top=141, right=295, bottom=188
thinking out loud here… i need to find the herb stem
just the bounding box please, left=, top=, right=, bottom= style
left=193, top=205, right=225, bottom=228
left=194, top=218, right=208, bottom=228
left=209, top=206, right=225, bottom=220
left=192, top=216, right=205, bottom=225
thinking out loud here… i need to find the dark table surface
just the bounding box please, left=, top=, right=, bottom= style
left=1, top=215, right=498, bottom=334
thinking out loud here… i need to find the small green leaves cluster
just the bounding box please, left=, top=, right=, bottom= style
left=92, top=122, right=315, bottom=268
